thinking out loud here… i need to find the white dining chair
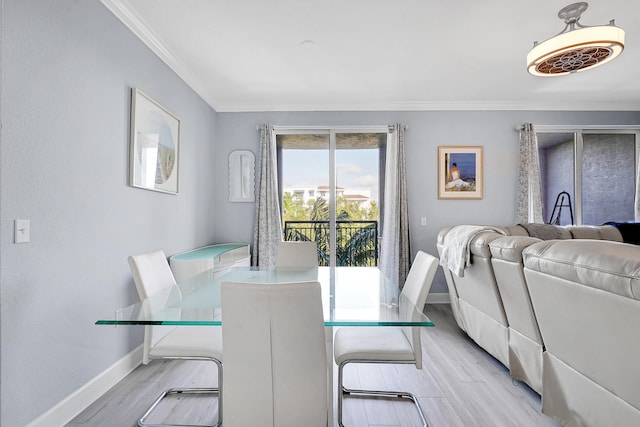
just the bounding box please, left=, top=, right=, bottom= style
left=128, top=250, right=223, bottom=427
left=275, top=240, right=319, bottom=267
left=221, top=280, right=328, bottom=427
left=333, top=250, right=439, bottom=427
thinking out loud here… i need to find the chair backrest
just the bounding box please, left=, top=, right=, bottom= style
left=400, top=250, right=439, bottom=370
left=128, top=250, right=178, bottom=363
left=128, top=250, right=177, bottom=299
left=275, top=241, right=319, bottom=268
left=221, top=281, right=327, bottom=427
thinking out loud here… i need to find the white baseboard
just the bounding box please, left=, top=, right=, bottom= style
left=27, top=345, right=143, bottom=427
left=426, top=292, right=450, bottom=304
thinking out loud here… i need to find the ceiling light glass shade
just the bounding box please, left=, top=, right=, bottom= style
left=527, top=25, right=625, bottom=76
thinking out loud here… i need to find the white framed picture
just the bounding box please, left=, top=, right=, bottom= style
left=129, top=88, right=180, bottom=194
left=438, top=146, right=483, bottom=199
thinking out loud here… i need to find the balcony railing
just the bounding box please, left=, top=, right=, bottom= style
left=283, top=220, right=378, bottom=266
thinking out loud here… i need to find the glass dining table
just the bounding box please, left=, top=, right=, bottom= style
left=96, top=265, right=434, bottom=425
left=96, top=266, right=434, bottom=327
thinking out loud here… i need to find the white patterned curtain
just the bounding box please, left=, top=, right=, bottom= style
left=252, top=124, right=283, bottom=267
left=380, top=124, right=411, bottom=288
left=516, top=123, right=543, bottom=224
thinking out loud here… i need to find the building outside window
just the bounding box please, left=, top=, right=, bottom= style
left=537, top=128, right=639, bottom=225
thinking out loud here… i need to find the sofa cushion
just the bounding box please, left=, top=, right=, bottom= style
left=518, top=223, right=571, bottom=240
left=489, top=236, right=541, bottom=263
left=568, top=225, right=623, bottom=241
left=469, top=231, right=508, bottom=259
left=501, top=225, right=530, bottom=236
left=523, top=239, right=640, bottom=300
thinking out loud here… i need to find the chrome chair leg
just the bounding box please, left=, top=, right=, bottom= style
left=337, top=360, right=427, bottom=427
left=139, top=357, right=223, bottom=427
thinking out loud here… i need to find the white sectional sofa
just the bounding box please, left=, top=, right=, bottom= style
left=437, top=225, right=530, bottom=368
left=437, top=223, right=633, bottom=426
left=523, top=239, right=640, bottom=427
left=489, top=235, right=545, bottom=392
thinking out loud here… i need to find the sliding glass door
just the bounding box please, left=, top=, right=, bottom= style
left=277, top=128, right=386, bottom=266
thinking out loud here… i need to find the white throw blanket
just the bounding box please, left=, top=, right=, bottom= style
left=440, top=225, right=506, bottom=277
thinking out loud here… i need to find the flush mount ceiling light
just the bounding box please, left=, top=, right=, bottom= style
left=527, top=2, right=625, bottom=76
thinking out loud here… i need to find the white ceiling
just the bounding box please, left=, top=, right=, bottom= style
left=102, top=0, right=640, bottom=112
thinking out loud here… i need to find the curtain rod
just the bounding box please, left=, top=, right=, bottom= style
left=256, top=124, right=399, bottom=132
left=515, top=124, right=640, bottom=132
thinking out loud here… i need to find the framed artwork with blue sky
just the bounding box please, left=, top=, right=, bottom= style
left=438, top=146, right=483, bottom=199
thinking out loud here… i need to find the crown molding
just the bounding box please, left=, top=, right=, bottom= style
left=100, top=0, right=216, bottom=106
left=213, top=100, right=640, bottom=113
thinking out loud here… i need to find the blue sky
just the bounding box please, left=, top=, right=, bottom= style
left=282, top=149, right=379, bottom=201
left=449, top=152, right=477, bottom=179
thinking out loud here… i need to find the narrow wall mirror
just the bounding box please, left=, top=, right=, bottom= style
left=229, top=150, right=255, bottom=202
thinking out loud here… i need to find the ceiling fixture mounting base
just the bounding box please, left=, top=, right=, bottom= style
left=558, top=2, right=588, bottom=24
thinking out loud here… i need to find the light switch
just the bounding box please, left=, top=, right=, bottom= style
left=420, top=217, right=427, bottom=226
left=14, top=219, right=30, bottom=243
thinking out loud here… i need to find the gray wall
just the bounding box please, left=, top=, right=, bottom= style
left=214, top=111, right=640, bottom=295
left=1, top=1, right=218, bottom=425
left=1, top=1, right=639, bottom=426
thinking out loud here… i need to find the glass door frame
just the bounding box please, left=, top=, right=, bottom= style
left=534, top=125, right=640, bottom=224
left=274, top=125, right=389, bottom=267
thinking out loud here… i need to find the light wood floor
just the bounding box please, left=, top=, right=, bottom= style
left=67, top=304, right=562, bottom=426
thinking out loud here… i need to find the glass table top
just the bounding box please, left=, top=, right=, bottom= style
left=96, top=266, right=434, bottom=327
